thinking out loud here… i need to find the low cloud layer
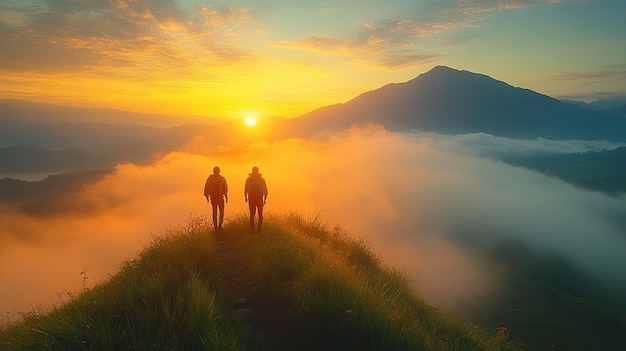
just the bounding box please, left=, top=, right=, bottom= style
left=2, top=126, right=625, bottom=322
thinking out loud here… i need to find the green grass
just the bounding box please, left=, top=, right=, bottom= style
left=0, top=212, right=520, bottom=350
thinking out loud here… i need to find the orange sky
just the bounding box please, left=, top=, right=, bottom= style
left=1, top=1, right=625, bottom=120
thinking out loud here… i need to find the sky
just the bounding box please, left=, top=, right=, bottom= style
left=1, top=0, right=625, bottom=120
left=2, top=127, right=625, bottom=322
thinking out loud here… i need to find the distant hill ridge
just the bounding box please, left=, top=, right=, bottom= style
left=294, top=66, right=626, bottom=141
left=2, top=65, right=625, bottom=177
left=0, top=99, right=221, bottom=127
left=3, top=66, right=625, bottom=143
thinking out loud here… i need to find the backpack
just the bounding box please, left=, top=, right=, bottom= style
left=209, top=176, right=223, bottom=198
left=248, top=178, right=263, bottom=199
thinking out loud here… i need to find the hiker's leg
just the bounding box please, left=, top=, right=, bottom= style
left=257, top=203, right=264, bottom=233
left=248, top=202, right=256, bottom=232
left=218, top=198, right=225, bottom=227
left=211, top=201, right=219, bottom=228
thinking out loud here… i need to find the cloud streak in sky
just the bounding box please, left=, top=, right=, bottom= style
left=1, top=0, right=584, bottom=73
left=0, top=0, right=263, bottom=76
left=276, top=0, right=582, bottom=69
left=538, top=64, right=626, bottom=83
left=2, top=126, right=625, bottom=321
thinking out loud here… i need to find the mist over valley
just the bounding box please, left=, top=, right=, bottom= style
left=2, top=67, right=626, bottom=348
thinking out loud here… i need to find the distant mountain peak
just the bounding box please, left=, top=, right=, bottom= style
left=415, top=65, right=508, bottom=86
left=295, top=66, right=626, bottom=142
left=428, top=65, right=455, bottom=72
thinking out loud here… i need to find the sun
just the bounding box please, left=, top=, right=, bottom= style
left=244, top=116, right=257, bottom=127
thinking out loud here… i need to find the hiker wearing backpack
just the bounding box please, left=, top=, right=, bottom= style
left=244, top=166, right=268, bottom=233
left=204, top=166, right=229, bottom=231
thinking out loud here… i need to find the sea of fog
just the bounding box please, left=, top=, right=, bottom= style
left=2, top=125, right=625, bottom=324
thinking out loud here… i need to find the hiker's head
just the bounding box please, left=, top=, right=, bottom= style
left=251, top=166, right=259, bottom=174
left=213, top=166, right=220, bottom=175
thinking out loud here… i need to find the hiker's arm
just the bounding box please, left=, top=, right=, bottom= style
left=203, top=178, right=210, bottom=200
left=223, top=178, right=229, bottom=202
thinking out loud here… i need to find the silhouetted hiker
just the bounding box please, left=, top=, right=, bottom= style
left=244, top=166, right=268, bottom=233
left=204, top=166, right=228, bottom=231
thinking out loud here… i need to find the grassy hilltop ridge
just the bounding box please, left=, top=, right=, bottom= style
left=0, top=212, right=520, bottom=350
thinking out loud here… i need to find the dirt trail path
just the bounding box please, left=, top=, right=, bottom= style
left=213, top=230, right=287, bottom=350
left=213, top=230, right=250, bottom=307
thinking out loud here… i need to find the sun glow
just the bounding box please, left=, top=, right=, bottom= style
left=244, top=116, right=257, bottom=127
